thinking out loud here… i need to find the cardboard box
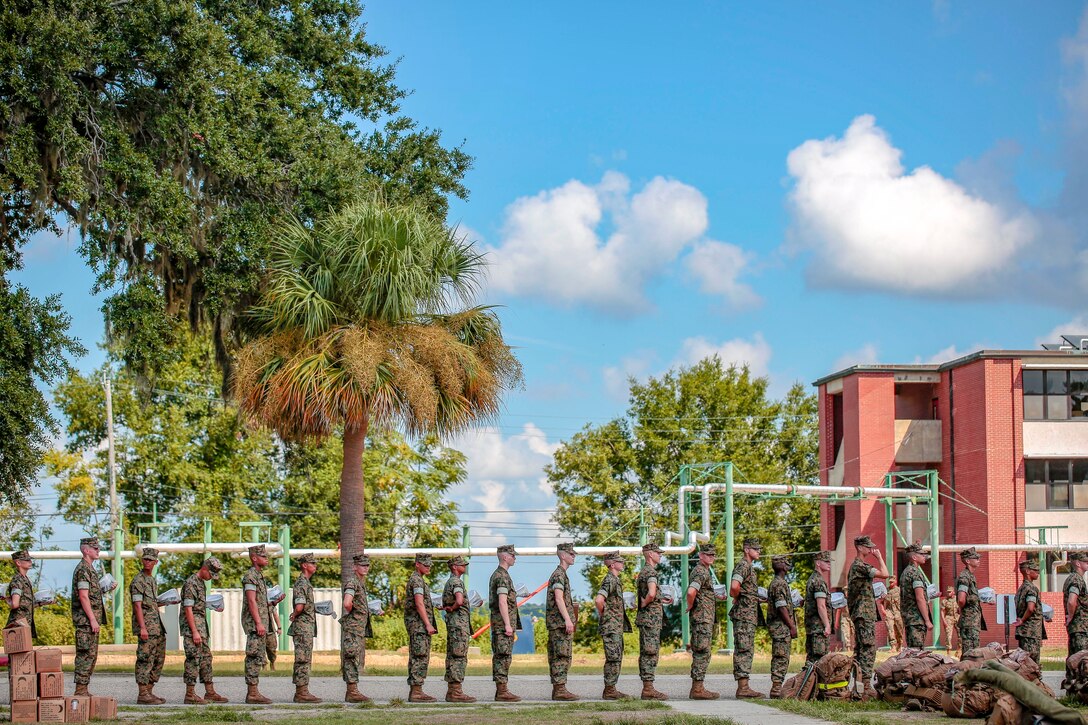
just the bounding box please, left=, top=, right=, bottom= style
left=11, top=670, right=38, bottom=700
left=65, top=695, right=90, bottom=722
left=10, top=699, right=38, bottom=723
left=3, top=622, right=32, bottom=653
left=89, top=696, right=117, bottom=721
left=36, top=647, right=64, bottom=672
left=40, top=698, right=68, bottom=722
left=41, top=669, right=65, bottom=698
left=9, top=648, right=36, bottom=676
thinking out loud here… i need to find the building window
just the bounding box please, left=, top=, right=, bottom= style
left=1023, top=370, right=1088, bottom=420
left=1025, top=458, right=1088, bottom=510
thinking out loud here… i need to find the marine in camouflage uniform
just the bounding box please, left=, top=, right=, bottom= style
left=1064, top=552, right=1088, bottom=691
left=241, top=544, right=275, bottom=703
left=341, top=553, right=373, bottom=703
left=442, top=555, right=476, bottom=703
left=6, top=550, right=36, bottom=638
left=546, top=543, right=579, bottom=700
left=766, top=555, right=797, bottom=698
left=804, top=551, right=832, bottom=665
left=730, top=537, right=764, bottom=698
left=404, top=552, right=438, bottom=701
left=686, top=543, right=720, bottom=700
left=288, top=553, right=320, bottom=703
left=72, top=536, right=106, bottom=695
left=181, top=557, right=226, bottom=704
left=884, top=578, right=905, bottom=651
left=489, top=544, right=523, bottom=701
left=636, top=542, right=668, bottom=700
left=1015, top=558, right=1044, bottom=664
left=847, top=535, right=888, bottom=699
left=131, top=548, right=166, bottom=704
left=596, top=551, right=632, bottom=699
left=956, top=548, right=984, bottom=653
left=900, top=543, right=933, bottom=649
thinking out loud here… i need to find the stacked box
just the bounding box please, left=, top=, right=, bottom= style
left=7, top=642, right=70, bottom=723
left=89, top=697, right=117, bottom=721
left=3, top=624, right=33, bottom=654
left=64, top=695, right=90, bottom=722
left=38, top=698, right=65, bottom=722
left=10, top=700, right=38, bottom=723
left=35, top=649, right=63, bottom=673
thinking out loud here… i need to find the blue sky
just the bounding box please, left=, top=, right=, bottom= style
left=15, top=2, right=1088, bottom=596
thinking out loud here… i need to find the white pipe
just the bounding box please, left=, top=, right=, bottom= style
left=925, top=544, right=1088, bottom=552
left=0, top=542, right=285, bottom=561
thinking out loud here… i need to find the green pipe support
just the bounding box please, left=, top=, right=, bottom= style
left=278, top=526, right=291, bottom=650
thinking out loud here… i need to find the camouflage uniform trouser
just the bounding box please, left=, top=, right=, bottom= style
left=265, top=633, right=278, bottom=669
left=1017, top=636, right=1041, bottom=665
left=547, top=629, right=572, bottom=685
left=958, top=622, right=980, bottom=654
left=905, top=623, right=927, bottom=649
left=135, top=630, right=166, bottom=685
left=805, top=630, right=828, bottom=666
left=244, top=631, right=268, bottom=685
left=341, top=628, right=366, bottom=683
left=770, top=634, right=790, bottom=684
left=638, top=623, right=661, bottom=682
left=74, top=627, right=99, bottom=686
left=292, top=630, right=313, bottom=686
left=407, top=629, right=431, bottom=686
left=733, top=621, right=756, bottom=680
left=852, top=617, right=876, bottom=683
left=888, top=614, right=905, bottom=650
left=491, top=628, right=514, bottom=683
left=602, top=631, right=623, bottom=686
left=690, top=622, right=713, bottom=682
left=183, top=634, right=213, bottom=685
left=444, top=627, right=469, bottom=684
left=1067, top=632, right=1088, bottom=685
left=942, top=617, right=958, bottom=649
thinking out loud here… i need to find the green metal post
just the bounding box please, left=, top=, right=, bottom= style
left=112, top=519, right=124, bottom=644
left=724, top=462, right=734, bottom=652
left=639, top=507, right=647, bottom=570
left=927, top=470, right=941, bottom=649
left=680, top=467, right=690, bottom=647
left=1038, top=529, right=1048, bottom=593
left=278, top=526, right=291, bottom=650
left=461, top=526, right=471, bottom=597
left=885, top=475, right=895, bottom=563
left=203, top=519, right=213, bottom=632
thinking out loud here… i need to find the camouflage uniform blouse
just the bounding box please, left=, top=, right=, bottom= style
left=403, top=571, right=435, bottom=632
left=766, top=574, right=793, bottom=638
left=597, top=571, right=628, bottom=635
left=635, top=563, right=662, bottom=628
left=546, top=565, right=573, bottom=631
left=179, top=572, right=208, bottom=638
left=847, top=558, right=877, bottom=622
left=1065, top=571, right=1088, bottom=636
left=804, top=571, right=829, bottom=631
left=1015, top=580, right=1042, bottom=639
left=6, top=572, right=35, bottom=633
left=340, top=575, right=370, bottom=635
left=287, top=574, right=315, bottom=637
left=241, top=567, right=273, bottom=634
left=442, top=573, right=470, bottom=633
left=488, top=567, right=521, bottom=630
left=956, top=569, right=982, bottom=631
left=689, top=563, right=716, bottom=626
left=129, top=571, right=162, bottom=635
left=729, top=559, right=759, bottom=625
left=71, top=560, right=105, bottom=629
left=899, top=563, right=928, bottom=627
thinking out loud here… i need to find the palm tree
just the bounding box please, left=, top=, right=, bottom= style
left=231, top=198, right=522, bottom=583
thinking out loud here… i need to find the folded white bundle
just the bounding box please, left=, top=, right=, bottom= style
left=791, top=590, right=804, bottom=608
left=872, top=581, right=888, bottom=599
left=0, top=583, right=7, bottom=598
left=926, top=584, right=940, bottom=601
left=431, top=594, right=444, bottom=609
left=756, top=586, right=768, bottom=602
left=622, top=592, right=636, bottom=610
left=367, top=598, right=384, bottom=615
left=34, top=589, right=56, bottom=605
left=99, top=573, right=117, bottom=593
left=206, top=593, right=225, bottom=612
left=467, top=590, right=484, bottom=608
left=659, top=585, right=678, bottom=605
left=1042, top=602, right=1055, bottom=622
left=315, top=600, right=335, bottom=616
left=977, top=587, right=996, bottom=604
left=157, top=588, right=181, bottom=606
left=267, top=585, right=285, bottom=606
left=713, top=584, right=729, bottom=601
left=515, top=584, right=529, bottom=599
left=829, top=592, right=847, bottom=609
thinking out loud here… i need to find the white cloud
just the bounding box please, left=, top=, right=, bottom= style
left=486, top=172, right=716, bottom=314
left=673, top=333, right=772, bottom=377
left=916, top=345, right=968, bottom=365
left=786, top=115, right=1036, bottom=295
left=832, top=344, right=880, bottom=371
left=1037, top=317, right=1088, bottom=348
left=602, top=350, right=656, bottom=402
left=684, top=240, right=761, bottom=309
left=448, top=423, right=557, bottom=481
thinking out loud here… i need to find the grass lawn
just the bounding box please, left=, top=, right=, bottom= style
left=759, top=698, right=946, bottom=725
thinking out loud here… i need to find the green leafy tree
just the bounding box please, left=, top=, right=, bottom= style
left=232, top=199, right=521, bottom=583
left=0, top=0, right=471, bottom=376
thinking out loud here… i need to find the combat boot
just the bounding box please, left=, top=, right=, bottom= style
left=137, top=684, right=158, bottom=705
left=736, top=677, right=765, bottom=699
left=293, top=685, right=321, bottom=703
left=245, top=683, right=272, bottom=704
left=689, top=680, right=720, bottom=700
left=602, top=685, right=631, bottom=700
left=640, top=681, right=668, bottom=700
left=148, top=681, right=166, bottom=704
left=494, top=682, right=522, bottom=702
left=408, top=684, right=436, bottom=703
left=184, top=685, right=207, bottom=705
left=551, top=684, right=579, bottom=701
left=203, top=681, right=229, bottom=703
left=445, top=682, right=476, bottom=703
left=74, top=684, right=91, bottom=697
left=861, top=684, right=879, bottom=702
left=769, top=681, right=783, bottom=699
left=344, top=683, right=370, bottom=703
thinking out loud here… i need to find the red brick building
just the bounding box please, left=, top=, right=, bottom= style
left=814, top=341, right=1088, bottom=647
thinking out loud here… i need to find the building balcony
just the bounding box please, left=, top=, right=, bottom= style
left=894, top=419, right=942, bottom=464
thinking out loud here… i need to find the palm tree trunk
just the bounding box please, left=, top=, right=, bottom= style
left=339, top=419, right=368, bottom=585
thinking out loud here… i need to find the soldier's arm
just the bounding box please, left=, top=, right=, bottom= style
left=498, top=593, right=513, bottom=633
left=871, top=549, right=890, bottom=579
left=913, top=583, right=932, bottom=627
left=77, top=588, right=100, bottom=631
left=1067, top=584, right=1080, bottom=624
left=8, top=590, right=19, bottom=611
left=413, top=592, right=434, bottom=633
left=686, top=577, right=700, bottom=612
left=816, top=594, right=831, bottom=634
left=133, top=586, right=148, bottom=639
left=245, top=588, right=266, bottom=636
left=642, top=577, right=658, bottom=608
left=957, top=581, right=967, bottom=608
left=729, top=569, right=742, bottom=599
left=554, top=586, right=574, bottom=631
left=271, top=608, right=281, bottom=633
left=184, top=604, right=202, bottom=645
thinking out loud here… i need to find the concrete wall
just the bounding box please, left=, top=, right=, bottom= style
left=1023, top=421, right=1088, bottom=457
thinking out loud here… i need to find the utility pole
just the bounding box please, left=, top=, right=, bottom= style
left=103, top=376, right=123, bottom=644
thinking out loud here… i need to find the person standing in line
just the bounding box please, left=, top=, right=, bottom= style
left=729, top=537, right=765, bottom=699
left=766, top=555, right=798, bottom=699
left=6, top=550, right=37, bottom=639
left=405, top=552, right=438, bottom=702
left=899, top=543, right=934, bottom=649
left=595, top=551, right=632, bottom=700
left=804, top=551, right=832, bottom=666
left=884, top=576, right=905, bottom=652
left=241, top=544, right=275, bottom=704
left=1064, top=552, right=1088, bottom=692
left=636, top=542, right=668, bottom=700
left=685, top=543, right=720, bottom=700
left=288, top=553, right=320, bottom=703
left=180, top=557, right=227, bottom=705
left=341, top=553, right=373, bottom=703
left=1014, top=558, right=1044, bottom=665
left=489, top=544, right=522, bottom=702
left=130, top=547, right=167, bottom=705
left=956, top=548, right=984, bottom=653
left=72, top=536, right=106, bottom=697
left=941, top=586, right=960, bottom=653
left=546, top=543, right=579, bottom=701
left=847, top=535, right=889, bottom=701
left=442, top=555, right=475, bottom=703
